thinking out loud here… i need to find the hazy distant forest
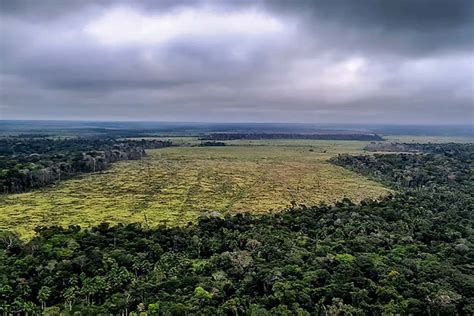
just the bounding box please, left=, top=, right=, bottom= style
left=0, top=122, right=472, bottom=315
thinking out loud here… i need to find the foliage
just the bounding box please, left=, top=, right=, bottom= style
left=332, top=143, right=473, bottom=191
left=0, top=137, right=172, bottom=194
left=198, top=141, right=227, bottom=147
left=0, top=143, right=472, bottom=314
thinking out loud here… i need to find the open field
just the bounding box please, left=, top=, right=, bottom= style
left=0, top=140, right=391, bottom=238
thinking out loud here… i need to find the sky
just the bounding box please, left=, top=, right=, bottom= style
left=0, top=0, right=473, bottom=124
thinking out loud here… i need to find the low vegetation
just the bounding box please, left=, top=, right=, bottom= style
left=0, top=141, right=389, bottom=238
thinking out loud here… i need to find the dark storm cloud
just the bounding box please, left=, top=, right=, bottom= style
left=266, top=0, right=473, bottom=31
left=263, top=0, right=474, bottom=56
left=0, top=0, right=473, bottom=123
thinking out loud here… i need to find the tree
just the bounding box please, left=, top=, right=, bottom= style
left=63, top=286, right=79, bottom=311
left=37, top=286, right=51, bottom=310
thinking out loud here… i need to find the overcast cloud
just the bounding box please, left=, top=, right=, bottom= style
left=0, top=0, right=473, bottom=124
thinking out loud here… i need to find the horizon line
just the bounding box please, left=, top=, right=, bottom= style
left=1, top=119, right=473, bottom=127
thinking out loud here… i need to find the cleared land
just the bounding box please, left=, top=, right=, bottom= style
left=0, top=140, right=390, bottom=238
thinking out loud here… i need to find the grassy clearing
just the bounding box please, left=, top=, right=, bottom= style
left=0, top=140, right=391, bottom=238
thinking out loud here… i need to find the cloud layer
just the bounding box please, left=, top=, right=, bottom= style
left=1, top=0, right=473, bottom=124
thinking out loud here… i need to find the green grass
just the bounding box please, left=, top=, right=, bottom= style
left=0, top=140, right=391, bottom=239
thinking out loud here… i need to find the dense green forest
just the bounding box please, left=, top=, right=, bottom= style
left=0, top=143, right=472, bottom=315
left=332, top=143, right=473, bottom=191
left=0, top=138, right=172, bottom=193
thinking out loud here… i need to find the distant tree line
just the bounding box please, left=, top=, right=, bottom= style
left=0, top=138, right=172, bottom=194
left=198, top=141, right=227, bottom=147
left=200, top=133, right=384, bottom=141
left=0, top=143, right=472, bottom=314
